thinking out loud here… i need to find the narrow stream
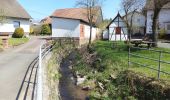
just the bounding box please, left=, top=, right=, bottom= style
left=59, top=52, right=89, bottom=100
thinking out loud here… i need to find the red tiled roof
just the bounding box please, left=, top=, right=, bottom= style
left=51, top=8, right=100, bottom=23
left=145, top=0, right=170, bottom=10
left=41, top=17, right=51, bottom=24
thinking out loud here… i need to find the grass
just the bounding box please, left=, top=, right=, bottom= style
left=93, top=40, right=170, bottom=81
left=0, top=38, right=29, bottom=48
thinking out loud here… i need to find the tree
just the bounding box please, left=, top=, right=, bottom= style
left=121, top=0, right=146, bottom=41
left=76, top=0, right=103, bottom=46
left=0, top=9, right=6, bottom=24
left=150, top=0, right=170, bottom=47
left=41, top=24, right=51, bottom=35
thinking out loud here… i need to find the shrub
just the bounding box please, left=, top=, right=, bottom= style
left=12, top=28, right=24, bottom=38
left=40, top=24, right=51, bottom=35
left=159, top=28, right=166, bottom=39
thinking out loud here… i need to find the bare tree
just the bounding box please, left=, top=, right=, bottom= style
left=76, top=0, right=103, bottom=46
left=0, top=9, right=6, bottom=24
left=150, top=0, right=170, bottom=47
left=121, top=0, right=146, bottom=41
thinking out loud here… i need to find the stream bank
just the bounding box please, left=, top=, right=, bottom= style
left=59, top=52, right=89, bottom=100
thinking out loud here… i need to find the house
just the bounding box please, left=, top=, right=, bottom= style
left=50, top=7, right=103, bottom=45
left=123, top=11, right=146, bottom=36
left=0, top=0, right=31, bottom=37
left=40, top=17, right=52, bottom=25
left=145, top=0, right=170, bottom=39
left=103, top=13, right=128, bottom=41
left=40, top=17, right=52, bottom=32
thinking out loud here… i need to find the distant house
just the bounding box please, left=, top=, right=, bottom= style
left=50, top=7, right=103, bottom=45
left=0, top=0, right=31, bottom=37
left=40, top=17, right=52, bottom=25
left=40, top=17, right=52, bottom=32
left=123, top=11, right=146, bottom=36
left=145, top=0, right=170, bottom=39
left=103, top=13, right=128, bottom=41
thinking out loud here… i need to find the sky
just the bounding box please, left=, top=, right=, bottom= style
left=18, top=0, right=121, bottom=20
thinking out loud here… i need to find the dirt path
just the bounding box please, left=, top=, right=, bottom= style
left=0, top=36, right=45, bottom=100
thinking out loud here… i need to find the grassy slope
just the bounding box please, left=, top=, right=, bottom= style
left=0, top=38, right=29, bottom=48
left=93, top=41, right=170, bottom=81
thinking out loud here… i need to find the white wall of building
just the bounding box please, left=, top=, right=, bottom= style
left=147, top=9, right=170, bottom=34
left=52, top=18, right=80, bottom=38
left=0, top=18, right=30, bottom=35
left=126, top=13, right=145, bottom=27
left=84, top=24, right=96, bottom=41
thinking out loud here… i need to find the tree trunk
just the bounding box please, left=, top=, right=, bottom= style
left=89, top=24, right=93, bottom=45
left=152, top=8, right=160, bottom=47
left=152, top=16, right=158, bottom=47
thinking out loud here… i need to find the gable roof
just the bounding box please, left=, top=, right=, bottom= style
left=41, top=17, right=52, bottom=24
left=145, top=0, right=170, bottom=10
left=0, top=0, right=31, bottom=19
left=106, top=12, right=125, bottom=28
left=50, top=7, right=102, bottom=24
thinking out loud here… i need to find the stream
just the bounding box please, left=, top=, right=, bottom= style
left=59, top=52, right=89, bottom=100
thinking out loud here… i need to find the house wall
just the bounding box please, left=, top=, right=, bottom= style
left=79, top=22, right=97, bottom=44
left=126, top=12, right=146, bottom=35
left=51, top=17, right=80, bottom=38
left=147, top=9, right=170, bottom=34
left=0, top=17, right=30, bottom=36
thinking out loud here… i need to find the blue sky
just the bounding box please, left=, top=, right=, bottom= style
left=18, top=0, right=121, bottom=20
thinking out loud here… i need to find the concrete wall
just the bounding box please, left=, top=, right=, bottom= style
left=0, top=17, right=30, bottom=36
left=147, top=9, right=170, bottom=34
left=51, top=18, right=80, bottom=38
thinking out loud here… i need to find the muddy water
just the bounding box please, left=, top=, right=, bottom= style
left=59, top=53, right=89, bottom=100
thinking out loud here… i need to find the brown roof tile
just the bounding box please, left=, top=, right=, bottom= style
left=51, top=7, right=100, bottom=23
left=0, top=0, right=31, bottom=19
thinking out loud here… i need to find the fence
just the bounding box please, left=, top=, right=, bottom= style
left=36, top=42, right=54, bottom=100
left=128, top=47, right=170, bottom=79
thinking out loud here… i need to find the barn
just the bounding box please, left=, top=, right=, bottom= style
left=103, top=13, right=128, bottom=41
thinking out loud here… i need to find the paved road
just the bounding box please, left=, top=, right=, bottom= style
left=158, top=41, right=170, bottom=49
left=0, top=36, right=45, bottom=100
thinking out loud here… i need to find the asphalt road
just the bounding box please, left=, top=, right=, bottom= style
left=0, top=36, right=44, bottom=100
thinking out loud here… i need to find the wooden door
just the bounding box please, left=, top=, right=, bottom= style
left=116, top=27, right=121, bottom=34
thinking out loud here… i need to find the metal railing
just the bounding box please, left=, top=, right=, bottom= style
left=36, top=42, right=54, bottom=100
left=128, top=47, right=170, bottom=79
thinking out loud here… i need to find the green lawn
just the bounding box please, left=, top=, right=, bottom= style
left=0, top=38, right=29, bottom=48
left=93, top=41, right=170, bottom=81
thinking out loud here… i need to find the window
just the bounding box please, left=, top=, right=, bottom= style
left=13, top=21, right=20, bottom=28
left=137, top=19, right=140, bottom=22
left=167, top=24, right=170, bottom=30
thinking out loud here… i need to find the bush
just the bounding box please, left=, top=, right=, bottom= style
left=40, top=24, right=51, bottom=35
left=159, top=28, right=167, bottom=39
left=12, top=28, right=24, bottom=38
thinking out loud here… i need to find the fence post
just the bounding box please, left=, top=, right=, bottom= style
left=37, top=45, right=43, bottom=100
left=157, top=51, right=162, bottom=79
left=128, top=46, right=131, bottom=67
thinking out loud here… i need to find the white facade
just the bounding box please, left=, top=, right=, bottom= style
left=147, top=9, right=170, bottom=34
left=0, top=18, right=30, bottom=36
left=51, top=17, right=97, bottom=40
left=52, top=18, right=80, bottom=38
left=125, top=12, right=146, bottom=35
left=126, top=12, right=145, bottom=28
left=84, top=23, right=96, bottom=41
